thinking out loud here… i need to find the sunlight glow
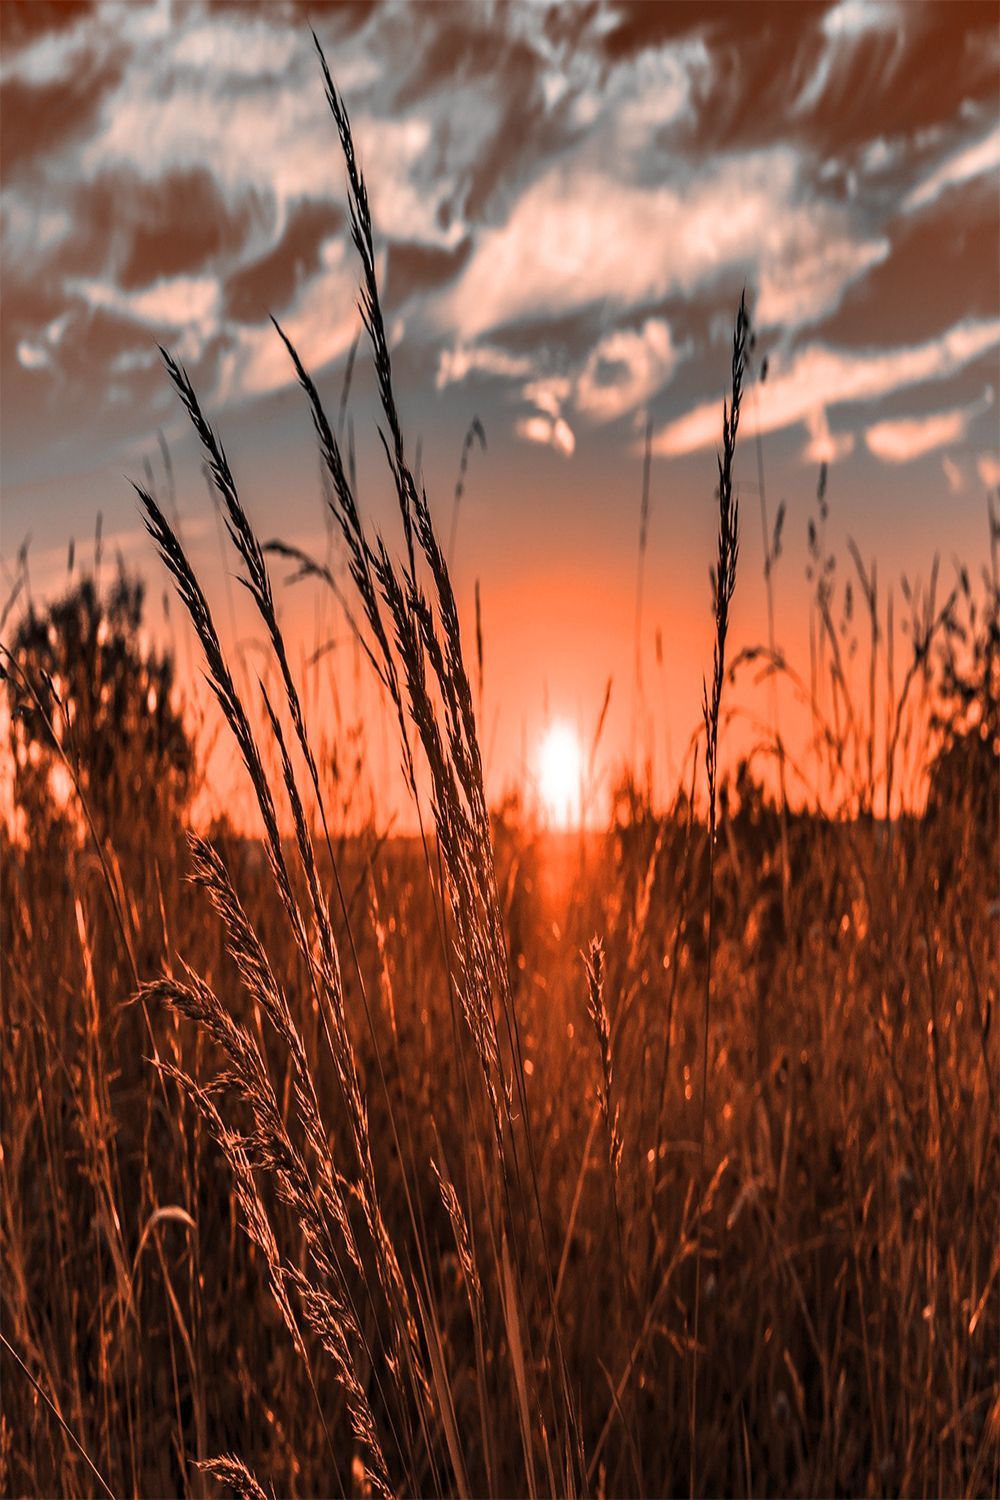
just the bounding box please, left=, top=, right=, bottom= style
left=538, top=722, right=583, bottom=828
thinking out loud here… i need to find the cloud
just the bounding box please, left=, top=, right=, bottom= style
left=436, top=343, right=535, bottom=389
left=977, top=453, right=1000, bottom=490
left=2, top=193, right=73, bottom=263
left=68, top=273, right=221, bottom=331
left=757, top=235, right=888, bottom=330
left=942, top=456, right=963, bottom=495
left=438, top=146, right=882, bottom=344
left=0, top=49, right=125, bottom=177
left=512, top=373, right=576, bottom=456
left=215, top=246, right=358, bottom=405
left=803, top=407, right=854, bottom=465
left=0, top=0, right=95, bottom=56
left=515, top=413, right=575, bottom=458
left=16, top=310, right=71, bottom=370
left=441, top=314, right=684, bottom=455
left=3, top=0, right=998, bottom=492
left=822, top=0, right=902, bottom=41
left=865, top=408, right=965, bottom=463
left=864, top=387, right=993, bottom=463
left=575, top=318, right=682, bottom=424
left=77, top=15, right=464, bottom=255
left=523, top=375, right=572, bottom=421
left=170, top=14, right=301, bottom=77
left=17, top=339, right=52, bottom=372
left=793, top=1, right=903, bottom=117
left=562, top=35, right=711, bottom=144
left=653, top=318, right=1000, bottom=457
left=223, top=199, right=345, bottom=322
left=440, top=316, right=685, bottom=441
left=904, top=127, right=1000, bottom=212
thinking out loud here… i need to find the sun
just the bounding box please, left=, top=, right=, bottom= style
left=538, top=722, right=583, bottom=828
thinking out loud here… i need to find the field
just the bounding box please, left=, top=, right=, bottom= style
left=2, top=34, right=999, bottom=1500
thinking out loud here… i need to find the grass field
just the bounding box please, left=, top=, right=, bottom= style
left=2, top=34, right=998, bottom=1500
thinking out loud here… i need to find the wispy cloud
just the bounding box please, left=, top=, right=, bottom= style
left=214, top=248, right=359, bottom=405
left=436, top=343, right=535, bottom=389
left=653, top=319, right=1000, bottom=457
left=3, top=0, right=997, bottom=500
left=438, top=146, right=883, bottom=343
left=803, top=407, right=855, bottom=465
left=865, top=409, right=967, bottom=463
left=942, top=455, right=963, bottom=495
left=68, top=273, right=221, bottom=330
left=864, top=390, right=992, bottom=463
left=977, top=453, right=1000, bottom=489
left=515, top=412, right=576, bottom=458
left=793, top=0, right=903, bottom=116
left=904, top=127, right=1000, bottom=212
left=575, top=318, right=681, bottom=423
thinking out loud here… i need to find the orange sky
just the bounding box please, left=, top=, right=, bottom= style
left=2, top=0, right=998, bottom=827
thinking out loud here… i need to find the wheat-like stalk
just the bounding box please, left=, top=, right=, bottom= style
left=691, top=290, right=748, bottom=1492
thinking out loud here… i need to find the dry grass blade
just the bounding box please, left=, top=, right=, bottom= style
left=692, top=290, right=749, bottom=1493
left=448, top=415, right=487, bottom=567
left=0, top=1333, right=116, bottom=1500
left=585, top=937, right=622, bottom=1185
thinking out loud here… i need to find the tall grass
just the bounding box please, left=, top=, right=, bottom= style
left=2, top=34, right=998, bottom=1500
left=692, top=289, right=748, bottom=1494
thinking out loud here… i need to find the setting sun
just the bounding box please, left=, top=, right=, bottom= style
left=538, top=722, right=583, bottom=828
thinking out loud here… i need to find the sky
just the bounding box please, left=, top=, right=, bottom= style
left=2, top=0, right=999, bottom=817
